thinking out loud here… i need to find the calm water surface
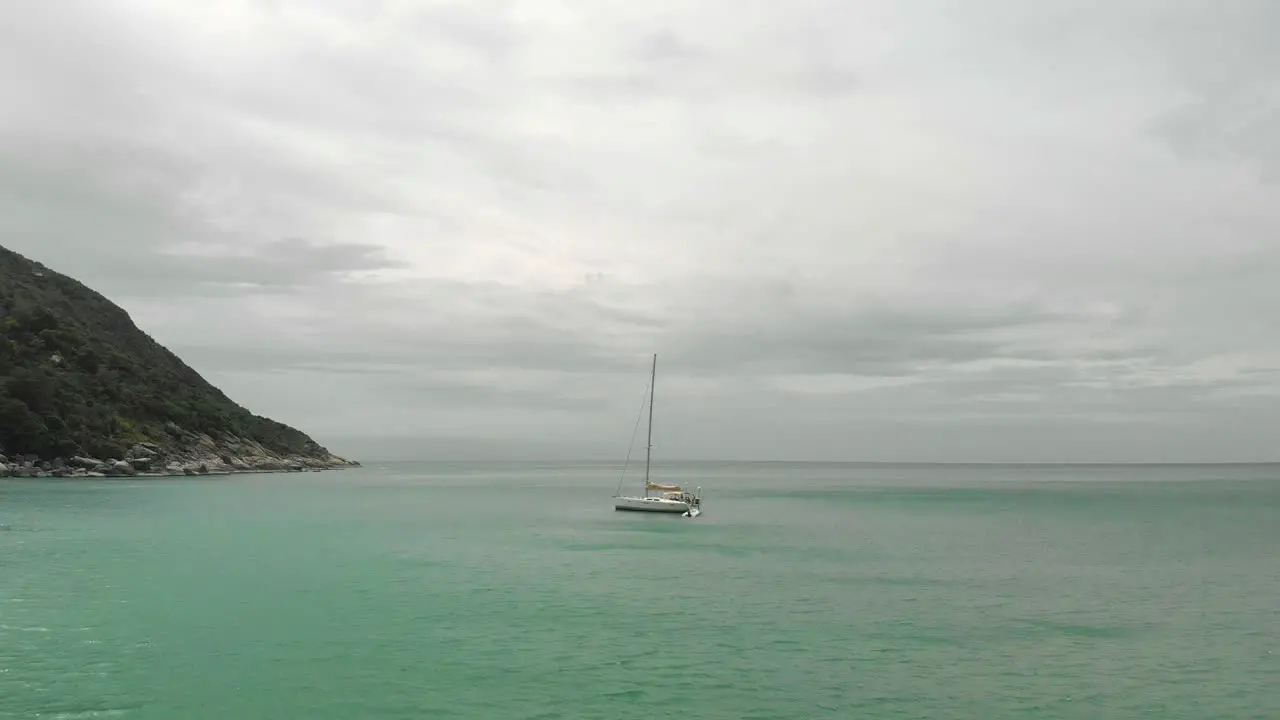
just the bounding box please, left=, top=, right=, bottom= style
left=2, top=462, right=1278, bottom=718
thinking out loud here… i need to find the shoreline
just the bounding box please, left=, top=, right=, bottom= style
left=0, top=435, right=360, bottom=480
left=0, top=461, right=361, bottom=480
left=1, top=465, right=358, bottom=480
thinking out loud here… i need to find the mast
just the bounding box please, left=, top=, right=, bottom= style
left=643, top=353, right=656, bottom=496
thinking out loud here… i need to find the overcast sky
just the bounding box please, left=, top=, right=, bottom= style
left=3, top=1, right=1279, bottom=462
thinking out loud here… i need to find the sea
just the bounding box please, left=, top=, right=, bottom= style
left=1, top=461, right=1277, bottom=719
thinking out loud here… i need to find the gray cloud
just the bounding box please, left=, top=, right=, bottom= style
left=2, top=0, right=1278, bottom=462
left=0, top=129, right=403, bottom=297
left=1143, top=0, right=1280, bottom=182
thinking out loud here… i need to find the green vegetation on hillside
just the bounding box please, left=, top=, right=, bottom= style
left=0, top=244, right=333, bottom=460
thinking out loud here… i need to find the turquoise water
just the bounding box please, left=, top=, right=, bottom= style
left=2, top=462, right=1278, bottom=718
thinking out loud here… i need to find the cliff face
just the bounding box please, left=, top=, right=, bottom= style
left=0, top=244, right=358, bottom=478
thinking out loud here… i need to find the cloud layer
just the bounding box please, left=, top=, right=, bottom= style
left=3, top=0, right=1279, bottom=461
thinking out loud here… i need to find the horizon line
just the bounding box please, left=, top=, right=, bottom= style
left=345, top=458, right=1280, bottom=467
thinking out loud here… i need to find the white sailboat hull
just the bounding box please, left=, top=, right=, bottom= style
left=613, top=495, right=691, bottom=513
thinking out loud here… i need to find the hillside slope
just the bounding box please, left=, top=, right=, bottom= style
left=0, top=244, right=357, bottom=478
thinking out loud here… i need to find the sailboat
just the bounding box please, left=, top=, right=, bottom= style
left=612, top=353, right=703, bottom=517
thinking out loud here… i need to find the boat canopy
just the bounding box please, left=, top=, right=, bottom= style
left=647, top=482, right=681, bottom=492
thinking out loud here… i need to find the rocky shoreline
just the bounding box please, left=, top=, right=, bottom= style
left=0, top=431, right=359, bottom=479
